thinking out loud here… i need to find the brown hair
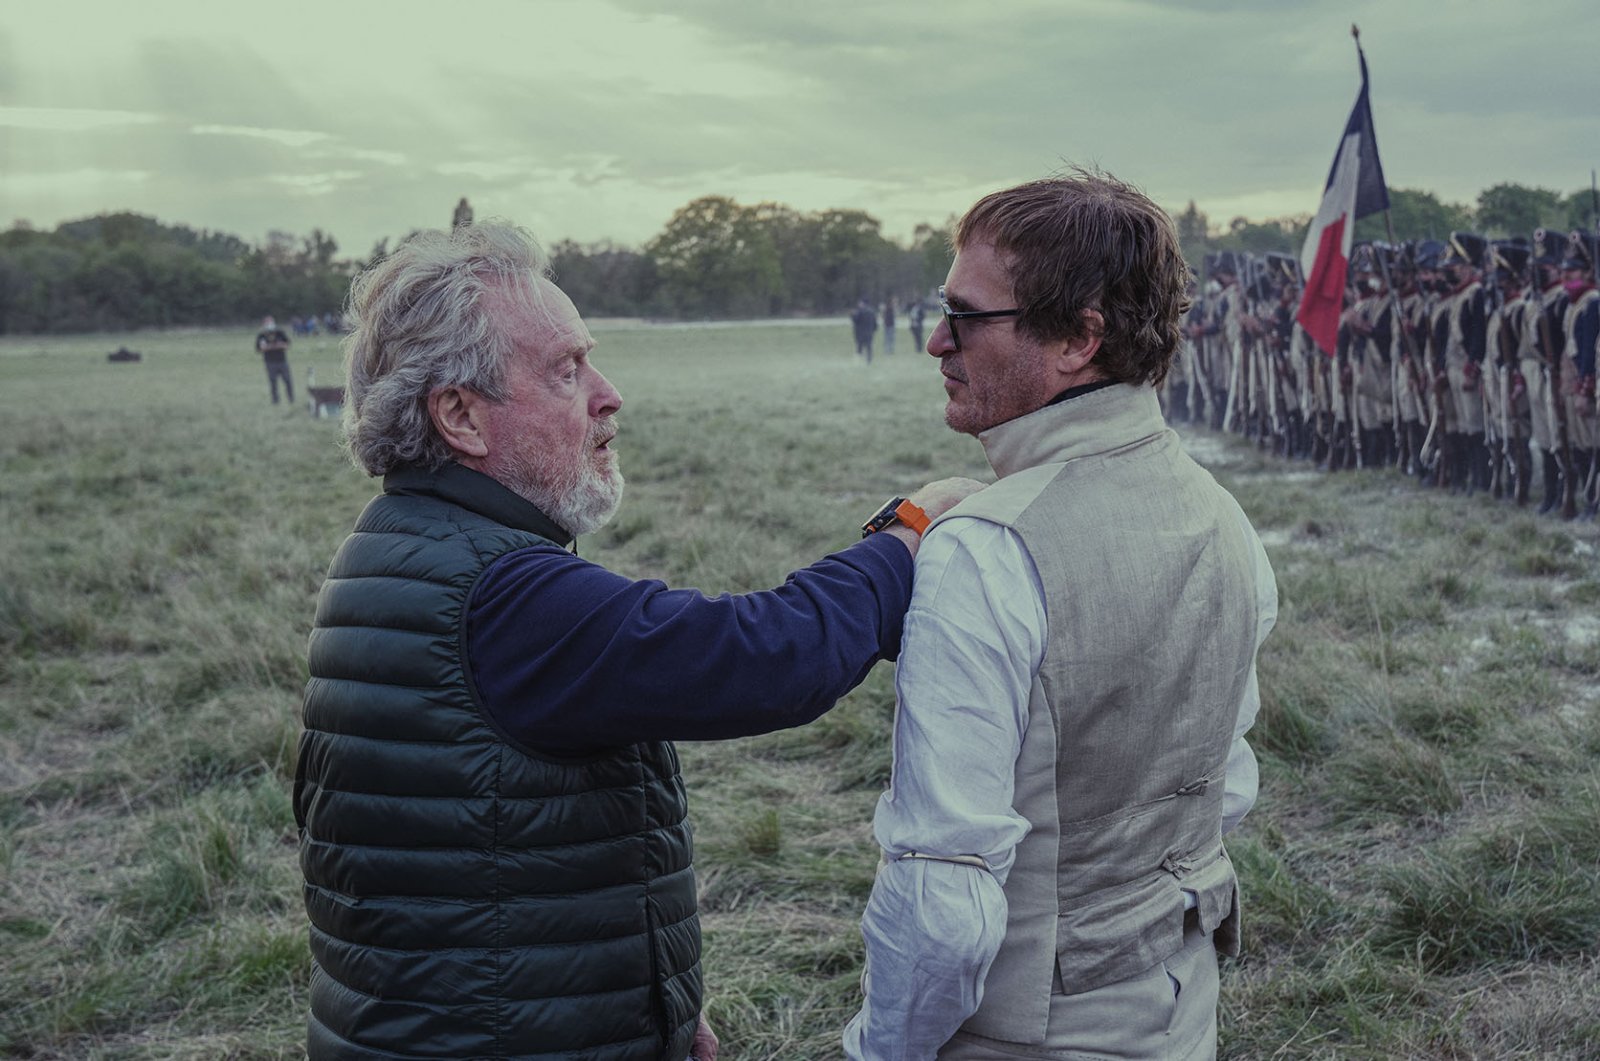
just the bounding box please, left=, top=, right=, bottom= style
left=954, top=167, right=1191, bottom=386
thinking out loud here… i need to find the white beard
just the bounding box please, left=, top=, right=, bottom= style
left=490, top=422, right=624, bottom=538
left=542, top=459, right=624, bottom=538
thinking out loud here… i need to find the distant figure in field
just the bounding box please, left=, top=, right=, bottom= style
left=106, top=345, right=142, bottom=363
left=452, top=196, right=474, bottom=229
left=852, top=296, right=878, bottom=362
left=908, top=297, right=926, bottom=352
left=882, top=300, right=896, bottom=354
left=294, top=220, right=983, bottom=1060
left=255, top=315, right=294, bottom=404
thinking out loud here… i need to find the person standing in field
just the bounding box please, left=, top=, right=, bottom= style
left=845, top=169, right=1277, bottom=1060
left=883, top=299, right=897, bottom=354
left=852, top=295, right=879, bottom=361
left=295, top=221, right=981, bottom=1061
left=909, top=297, right=927, bottom=352
left=255, top=315, right=293, bottom=404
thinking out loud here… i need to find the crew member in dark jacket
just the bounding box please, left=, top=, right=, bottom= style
left=256, top=315, right=293, bottom=404
left=296, top=221, right=980, bottom=1060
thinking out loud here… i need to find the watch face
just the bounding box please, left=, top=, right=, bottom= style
left=862, top=497, right=906, bottom=537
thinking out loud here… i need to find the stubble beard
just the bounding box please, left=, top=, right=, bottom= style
left=942, top=349, right=1053, bottom=436
left=491, top=419, right=625, bottom=538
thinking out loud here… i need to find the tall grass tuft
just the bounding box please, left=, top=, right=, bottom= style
left=1375, top=786, right=1600, bottom=972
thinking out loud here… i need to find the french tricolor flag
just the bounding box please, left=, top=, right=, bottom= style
left=1297, top=32, right=1391, bottom=356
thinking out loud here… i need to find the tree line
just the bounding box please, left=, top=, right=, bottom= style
left=1178, top=182, right=1600, bottom=272
left=4, top=181, right=1595, bottom=335
left=0, top=213, right=353, bottom=335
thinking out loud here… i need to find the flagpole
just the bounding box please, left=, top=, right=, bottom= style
left=1352, top=24, right=1428, bottom=473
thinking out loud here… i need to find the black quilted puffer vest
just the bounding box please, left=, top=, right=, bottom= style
left=295, top=463, right=700, bottom=1060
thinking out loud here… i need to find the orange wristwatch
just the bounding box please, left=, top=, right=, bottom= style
left=861, top=497, right=931, bottom=538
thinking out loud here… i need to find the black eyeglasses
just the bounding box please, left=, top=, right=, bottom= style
left=938, top=285, right=1022, bottom=352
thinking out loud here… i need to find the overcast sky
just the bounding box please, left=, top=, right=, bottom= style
left=4, top=0, right=1597, bottom=258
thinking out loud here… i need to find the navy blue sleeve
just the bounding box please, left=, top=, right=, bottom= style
left=464, top=534, right=914, bottom=756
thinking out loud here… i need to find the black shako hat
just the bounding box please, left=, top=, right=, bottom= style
left=1534, top=228, right=1566, bottom=266
left=1412, top=239, right=1447, bottom=270
left=1443, top=232, right=1487, bottom=269
left=1562, top=230, right=1594, bottom=272
left=1491, top=241, right=1530, bottom=279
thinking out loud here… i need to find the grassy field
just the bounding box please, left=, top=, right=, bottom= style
left=2, top=321, right=1598, bottom=1060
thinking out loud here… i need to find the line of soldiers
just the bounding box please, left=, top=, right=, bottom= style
left=1163, top=227, right=1600, bottom=519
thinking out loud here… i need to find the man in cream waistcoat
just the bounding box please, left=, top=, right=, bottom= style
left=844, top=169, right=1278, bottom=1060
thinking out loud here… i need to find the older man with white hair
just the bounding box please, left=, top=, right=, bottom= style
left=294, top=221, right=980, bottom=1061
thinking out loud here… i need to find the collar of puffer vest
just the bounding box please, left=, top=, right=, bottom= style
left=383, top=461, right=574, bottom=548
left=976, top=382, right=1167, bottom=480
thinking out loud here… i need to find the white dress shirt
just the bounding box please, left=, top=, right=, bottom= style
left=844, top=512, right=1271, bottom=1061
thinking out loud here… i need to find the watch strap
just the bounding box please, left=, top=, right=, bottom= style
left=862, top=496, right=930, bottom=538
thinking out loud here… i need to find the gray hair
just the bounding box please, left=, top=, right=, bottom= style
left=340, top=221, right=551, bottom=476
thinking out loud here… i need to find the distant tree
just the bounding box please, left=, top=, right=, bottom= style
left=1212, top=215, right=1308, bottom=256
left=0, top=251, right=24, bottom=333
left=0, top=213, right=364, bottom=334
left=1559, top=186, right=1600, bottom=235
left=550, top=239, right=660, bottom=318
left=1174, top=201, right=1210, bottom=270
left=746, top=201, right=818, bottom=312
left=1475, top=183, right=1565, bottom=238
left=4, top=243, right=83, bottom=332
left=57, top=211, right=163, bottom=247
left=1353, top=188, right=1474, bottom=243
left=303, top=228, right=338, bottom=268
left=646, top=196, right=784, bottom=318
left=811, top=208, right=896, bottom=311
left=909, top=221, right=955, bottom=299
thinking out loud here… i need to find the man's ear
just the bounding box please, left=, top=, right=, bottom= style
left=428, top=386, right=491, bottom=459
left=1050, top=307, right=1105, bottom=381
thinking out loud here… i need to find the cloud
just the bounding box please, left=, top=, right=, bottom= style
left=0, top=168, right=156, bottom=196
left=3, top=0, right=1597, bottom=261
left=190, top=124, right=334, bottom=148
left=0, top=106, right=164, bottom=132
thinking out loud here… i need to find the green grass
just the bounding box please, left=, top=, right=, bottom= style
left=3, top=324, right=1599, bottom=1058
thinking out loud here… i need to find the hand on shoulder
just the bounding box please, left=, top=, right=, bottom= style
left=882, top=477, right=989, bottom=555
